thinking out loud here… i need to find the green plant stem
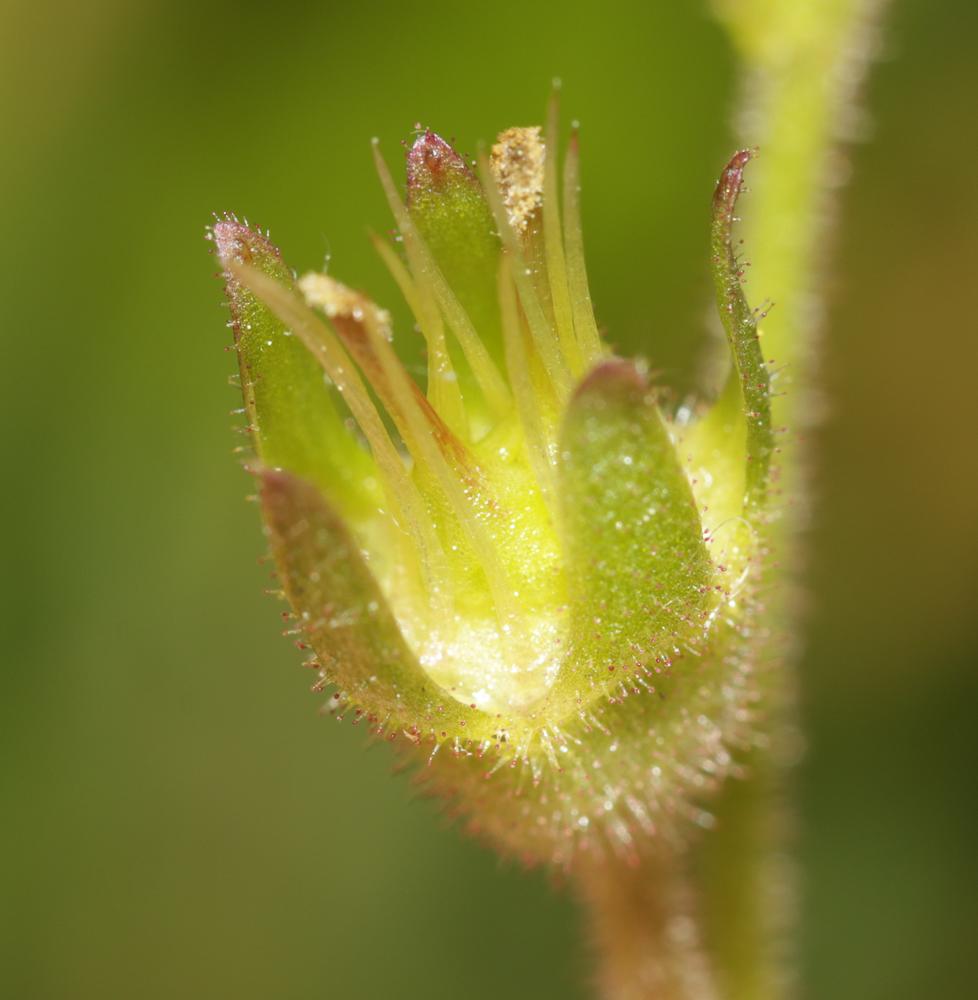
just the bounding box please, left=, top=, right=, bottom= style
left=578, top=851, right=719, bottom=1000
left=696, top=745, right=797, bottom=1000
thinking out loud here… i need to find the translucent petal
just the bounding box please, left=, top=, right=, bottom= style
left=260, top=468, right=499, bottom=741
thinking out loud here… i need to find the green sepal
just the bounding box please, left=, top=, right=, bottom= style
left=213, top=218, right=379, bottom=521
left=709, top=150, right=773, bottom=513
left=548, top=360, right=716, bottom=715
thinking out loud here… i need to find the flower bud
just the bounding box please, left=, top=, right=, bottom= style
left=211, top=117, right=772, bottom=868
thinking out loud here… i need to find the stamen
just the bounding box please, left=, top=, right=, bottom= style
left=369, top=231, right=467, bottom=436
left=297, top=266, right=522, bottom=630
left=299, top=272, right=470, bottom=473
left=542, top=91, right=584, bottom=375
left=479, top=149, right=573, bottom=400
left=490, top=126, right=545, bottom=235
left=498, top=258, right=559, bottom=517
left=562, top=129, right=604, bottom=366
left=357, top=307, right=525, bottom=631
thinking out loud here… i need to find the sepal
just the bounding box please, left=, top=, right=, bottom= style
left=212, top=219, right=378, bottom=521
left=547, top=360, right=717, bottom=718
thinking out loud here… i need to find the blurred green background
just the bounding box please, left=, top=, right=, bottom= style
left=2, top=0, right=975, bottom=997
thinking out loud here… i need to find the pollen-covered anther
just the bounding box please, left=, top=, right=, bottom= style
left=490, top=126, right=545, bottom=233
left=298, top=272, right=391, bottom=330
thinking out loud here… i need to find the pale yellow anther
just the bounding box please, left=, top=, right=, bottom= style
left=298, top=272, right=391, bottom=329
left=490, top=126, right=545, bottom=234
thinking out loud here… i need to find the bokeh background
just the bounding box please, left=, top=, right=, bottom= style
left=2, top=1, right=976, bottom=997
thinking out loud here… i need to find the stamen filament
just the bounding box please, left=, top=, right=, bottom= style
left=358, top=308, right=524, bottom=631
left=498, top=258, right=559, bottom=518
left=368, top=231, right=467, bottom=435
left=543, top=90, right=584, bottom=376
left=478, top=151, right=574, bottom=401
left=562, top=130, right=604, bottom=366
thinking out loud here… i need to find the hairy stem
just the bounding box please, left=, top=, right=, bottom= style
left=578, top=851, right=719, bottom=1000
left=696, top=746, right=797, bottom=1000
